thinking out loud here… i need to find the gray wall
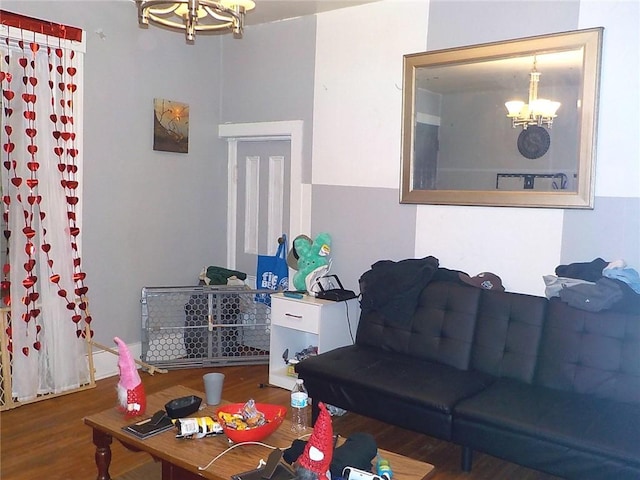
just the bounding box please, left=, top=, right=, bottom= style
left=2, top=0, right=638, bottom=348
left=423, top=0, right=639, bottom=272
left=220, top=17, right=317, bottom=182
left=3, top=1, right=230, bottom=345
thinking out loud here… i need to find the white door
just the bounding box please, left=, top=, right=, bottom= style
left=219, top=120, right=310, bottom=287
left=234, top=139, right=291, bottom=284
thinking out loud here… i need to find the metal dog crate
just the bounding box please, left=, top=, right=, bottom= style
left=141, top=285, right=271, bottom=369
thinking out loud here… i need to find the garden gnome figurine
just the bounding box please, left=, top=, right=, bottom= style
left=295, top=402, right=334, bottom=480
left=114, top=336, right=146, bottom=417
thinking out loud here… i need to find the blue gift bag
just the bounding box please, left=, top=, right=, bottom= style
left=255, top=234, right=289, bottom=306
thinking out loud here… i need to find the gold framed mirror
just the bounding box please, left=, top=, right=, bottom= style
left=400, top=28, right=603, bottom=208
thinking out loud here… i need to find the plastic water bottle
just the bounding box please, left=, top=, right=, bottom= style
left=290, top=379, right=308, bottom=433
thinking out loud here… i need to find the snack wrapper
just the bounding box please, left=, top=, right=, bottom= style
left=173, top=416, right=223, bottom=439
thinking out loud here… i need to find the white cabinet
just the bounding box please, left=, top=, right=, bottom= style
left=269, top=293, right=360, bottom=390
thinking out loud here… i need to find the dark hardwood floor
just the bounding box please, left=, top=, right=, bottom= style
left=0, top=364, right=560, bottom=480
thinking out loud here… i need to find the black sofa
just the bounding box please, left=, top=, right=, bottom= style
left=295, top=262, right=640, bottom=479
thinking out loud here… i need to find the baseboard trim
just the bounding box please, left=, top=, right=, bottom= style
left=91, top=341, right=142, bottom=380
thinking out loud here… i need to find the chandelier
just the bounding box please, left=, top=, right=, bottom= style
left=135, top=0, right=256, bottom=42
left=505, top=57, right=561, bottom=129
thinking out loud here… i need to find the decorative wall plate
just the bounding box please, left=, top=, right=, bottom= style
left=517, top=125, right=551, bottom=159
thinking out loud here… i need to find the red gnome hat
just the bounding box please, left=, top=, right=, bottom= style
left=297, top=402, right=334, bottom=480
left=114, top=336, right=146, bottom=418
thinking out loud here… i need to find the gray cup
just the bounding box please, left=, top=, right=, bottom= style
left=203, top=372, right=225, bottom=405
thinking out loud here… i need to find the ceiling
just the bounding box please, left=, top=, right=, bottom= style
left=415, top=49, right=584, bottom=94
left=243, top=0, right=379, bottom=26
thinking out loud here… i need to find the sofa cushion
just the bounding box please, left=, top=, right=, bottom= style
left=470, top=289, right=547, bottom=383
left=453, top=378, right=640, bottom=476
left=534, top=298, right=640, bottom=404
left=356, top=281, right=481, bottom=370
left=296, top=344, right=494, bottom=440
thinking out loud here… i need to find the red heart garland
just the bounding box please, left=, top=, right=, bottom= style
left=22, top=226, right=36, bottom=238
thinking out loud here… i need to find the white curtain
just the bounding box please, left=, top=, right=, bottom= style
left=1, top=20, right=90, bottom=400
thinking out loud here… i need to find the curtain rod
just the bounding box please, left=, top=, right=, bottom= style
left=0, top=10, right=82, bottom=42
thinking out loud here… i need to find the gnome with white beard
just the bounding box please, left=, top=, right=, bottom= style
left=114, top=336, right=146, bottom=418
left=294, top=402, right=334, bottom=480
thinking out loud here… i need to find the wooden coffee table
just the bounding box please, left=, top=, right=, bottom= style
left=84, top=385, right=434, bottom=480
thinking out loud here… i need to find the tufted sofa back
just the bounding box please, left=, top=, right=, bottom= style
left=470, top=289, right=548, bottom=383
left=534, top=298, right=640, bottom=404
left=356, top=278, right=640, bottom=402
left=356, top=281, right=481, bottom=370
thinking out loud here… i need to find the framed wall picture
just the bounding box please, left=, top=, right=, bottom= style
left=153, top=98, right=189, bottom=153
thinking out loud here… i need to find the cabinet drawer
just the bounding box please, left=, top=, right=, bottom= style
left=271, top=301, right=320, bottom=333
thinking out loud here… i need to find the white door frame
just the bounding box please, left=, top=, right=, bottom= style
left=218, top=120, right=310, bottom=270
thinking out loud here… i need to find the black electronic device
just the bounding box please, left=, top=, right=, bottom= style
left=313, top=274, right=357, bottom=302
left=123, top=411, right=174, bottom=439
left=164, top=395, right=202, bottom=419
left=231, top=448, right=295, bottom=480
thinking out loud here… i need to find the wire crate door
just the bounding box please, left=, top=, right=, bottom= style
left=141, top=286, right=271, bottom=369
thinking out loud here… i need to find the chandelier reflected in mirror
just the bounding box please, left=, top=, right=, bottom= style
left=136, top=0, right=255, bottom=43
left=505, top=56, right=561, bottom=129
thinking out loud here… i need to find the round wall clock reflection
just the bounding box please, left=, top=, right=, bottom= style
left=517, top=125, right=550, bottom=159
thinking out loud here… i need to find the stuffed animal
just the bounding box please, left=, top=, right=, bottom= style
left=292, top=233, right=332, bottom=291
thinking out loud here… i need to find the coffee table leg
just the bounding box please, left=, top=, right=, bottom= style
left=92, top=428, right=113, bottom=480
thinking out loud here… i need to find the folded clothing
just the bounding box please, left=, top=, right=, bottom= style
left=560, top=277, right=623, bottom=312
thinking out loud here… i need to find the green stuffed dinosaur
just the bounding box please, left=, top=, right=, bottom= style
left=292, top=232, right=332, bottom=291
